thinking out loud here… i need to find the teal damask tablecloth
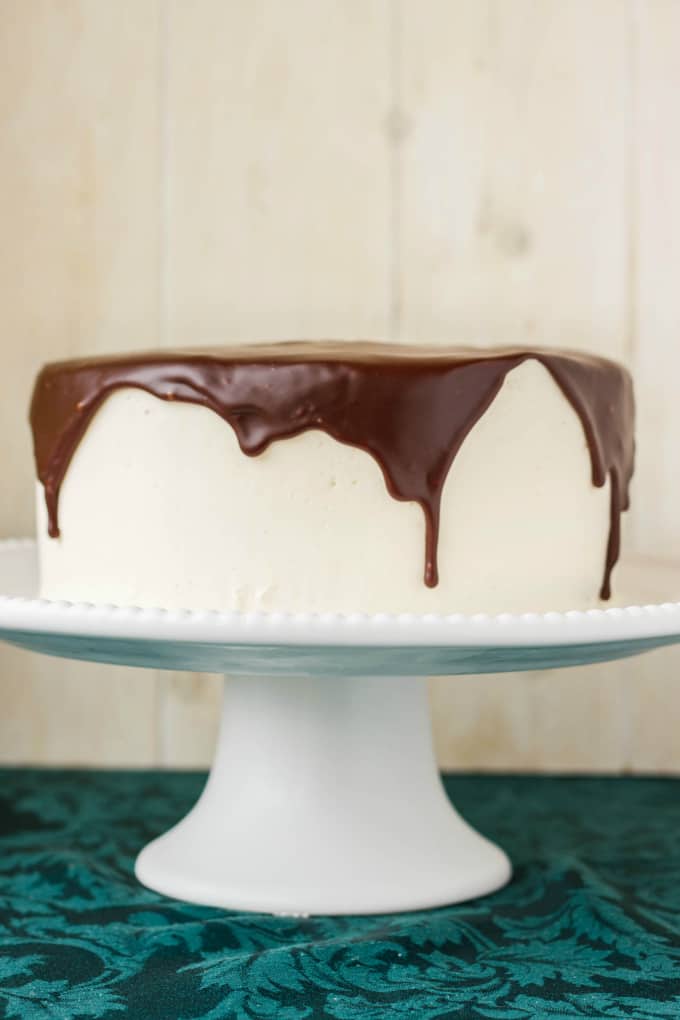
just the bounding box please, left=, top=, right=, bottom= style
left=1, top=770, right=680, bottom=1019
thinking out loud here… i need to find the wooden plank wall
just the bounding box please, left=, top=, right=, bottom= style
left=0, top=0, right=678, bottom=771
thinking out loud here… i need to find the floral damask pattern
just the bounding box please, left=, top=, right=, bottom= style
left=0, top=770, right=679, bottom=1019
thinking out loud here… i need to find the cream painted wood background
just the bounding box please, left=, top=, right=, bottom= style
left=0, top=0, right=679, bottom=771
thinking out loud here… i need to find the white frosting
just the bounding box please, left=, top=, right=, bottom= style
left=36, top=360, right=612, bottom=614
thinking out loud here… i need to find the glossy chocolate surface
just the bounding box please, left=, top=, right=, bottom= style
left=30, top=342, right=635, bottom=599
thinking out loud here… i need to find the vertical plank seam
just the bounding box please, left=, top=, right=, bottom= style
left=625, top=0, right=639, bottom=368
left=153, top=0, right=170, bottom=766
left=389, top=0, right=402, bottom=341
left=159, top=0, right=170, bottom=351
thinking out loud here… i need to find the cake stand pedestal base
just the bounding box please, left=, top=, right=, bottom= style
left=135, top=674, right=511, bottom=915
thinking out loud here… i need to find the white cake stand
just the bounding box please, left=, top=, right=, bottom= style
left=1, top=539, right=680, bottom=915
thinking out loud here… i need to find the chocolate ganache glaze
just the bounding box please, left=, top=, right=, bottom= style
left=30, top=342, right=635, bottom=599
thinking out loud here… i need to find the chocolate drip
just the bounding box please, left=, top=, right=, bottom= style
left=29, top=342, right=635, bottom=600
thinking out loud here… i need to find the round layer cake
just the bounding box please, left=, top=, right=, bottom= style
left=30, top=342, right=635, bottom=614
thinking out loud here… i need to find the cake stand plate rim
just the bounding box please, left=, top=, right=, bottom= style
left=1, top=539, right=680, bottom=675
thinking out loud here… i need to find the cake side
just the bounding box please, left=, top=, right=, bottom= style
left=34, top=361, right=613, bottom=613
left=30, top=342, right=635, bottom=613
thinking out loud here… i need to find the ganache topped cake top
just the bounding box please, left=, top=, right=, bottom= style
left=30, top=342, right=635, bottom=599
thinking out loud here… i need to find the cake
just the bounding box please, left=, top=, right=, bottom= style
left=30, top=342, right=635, bottom=615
